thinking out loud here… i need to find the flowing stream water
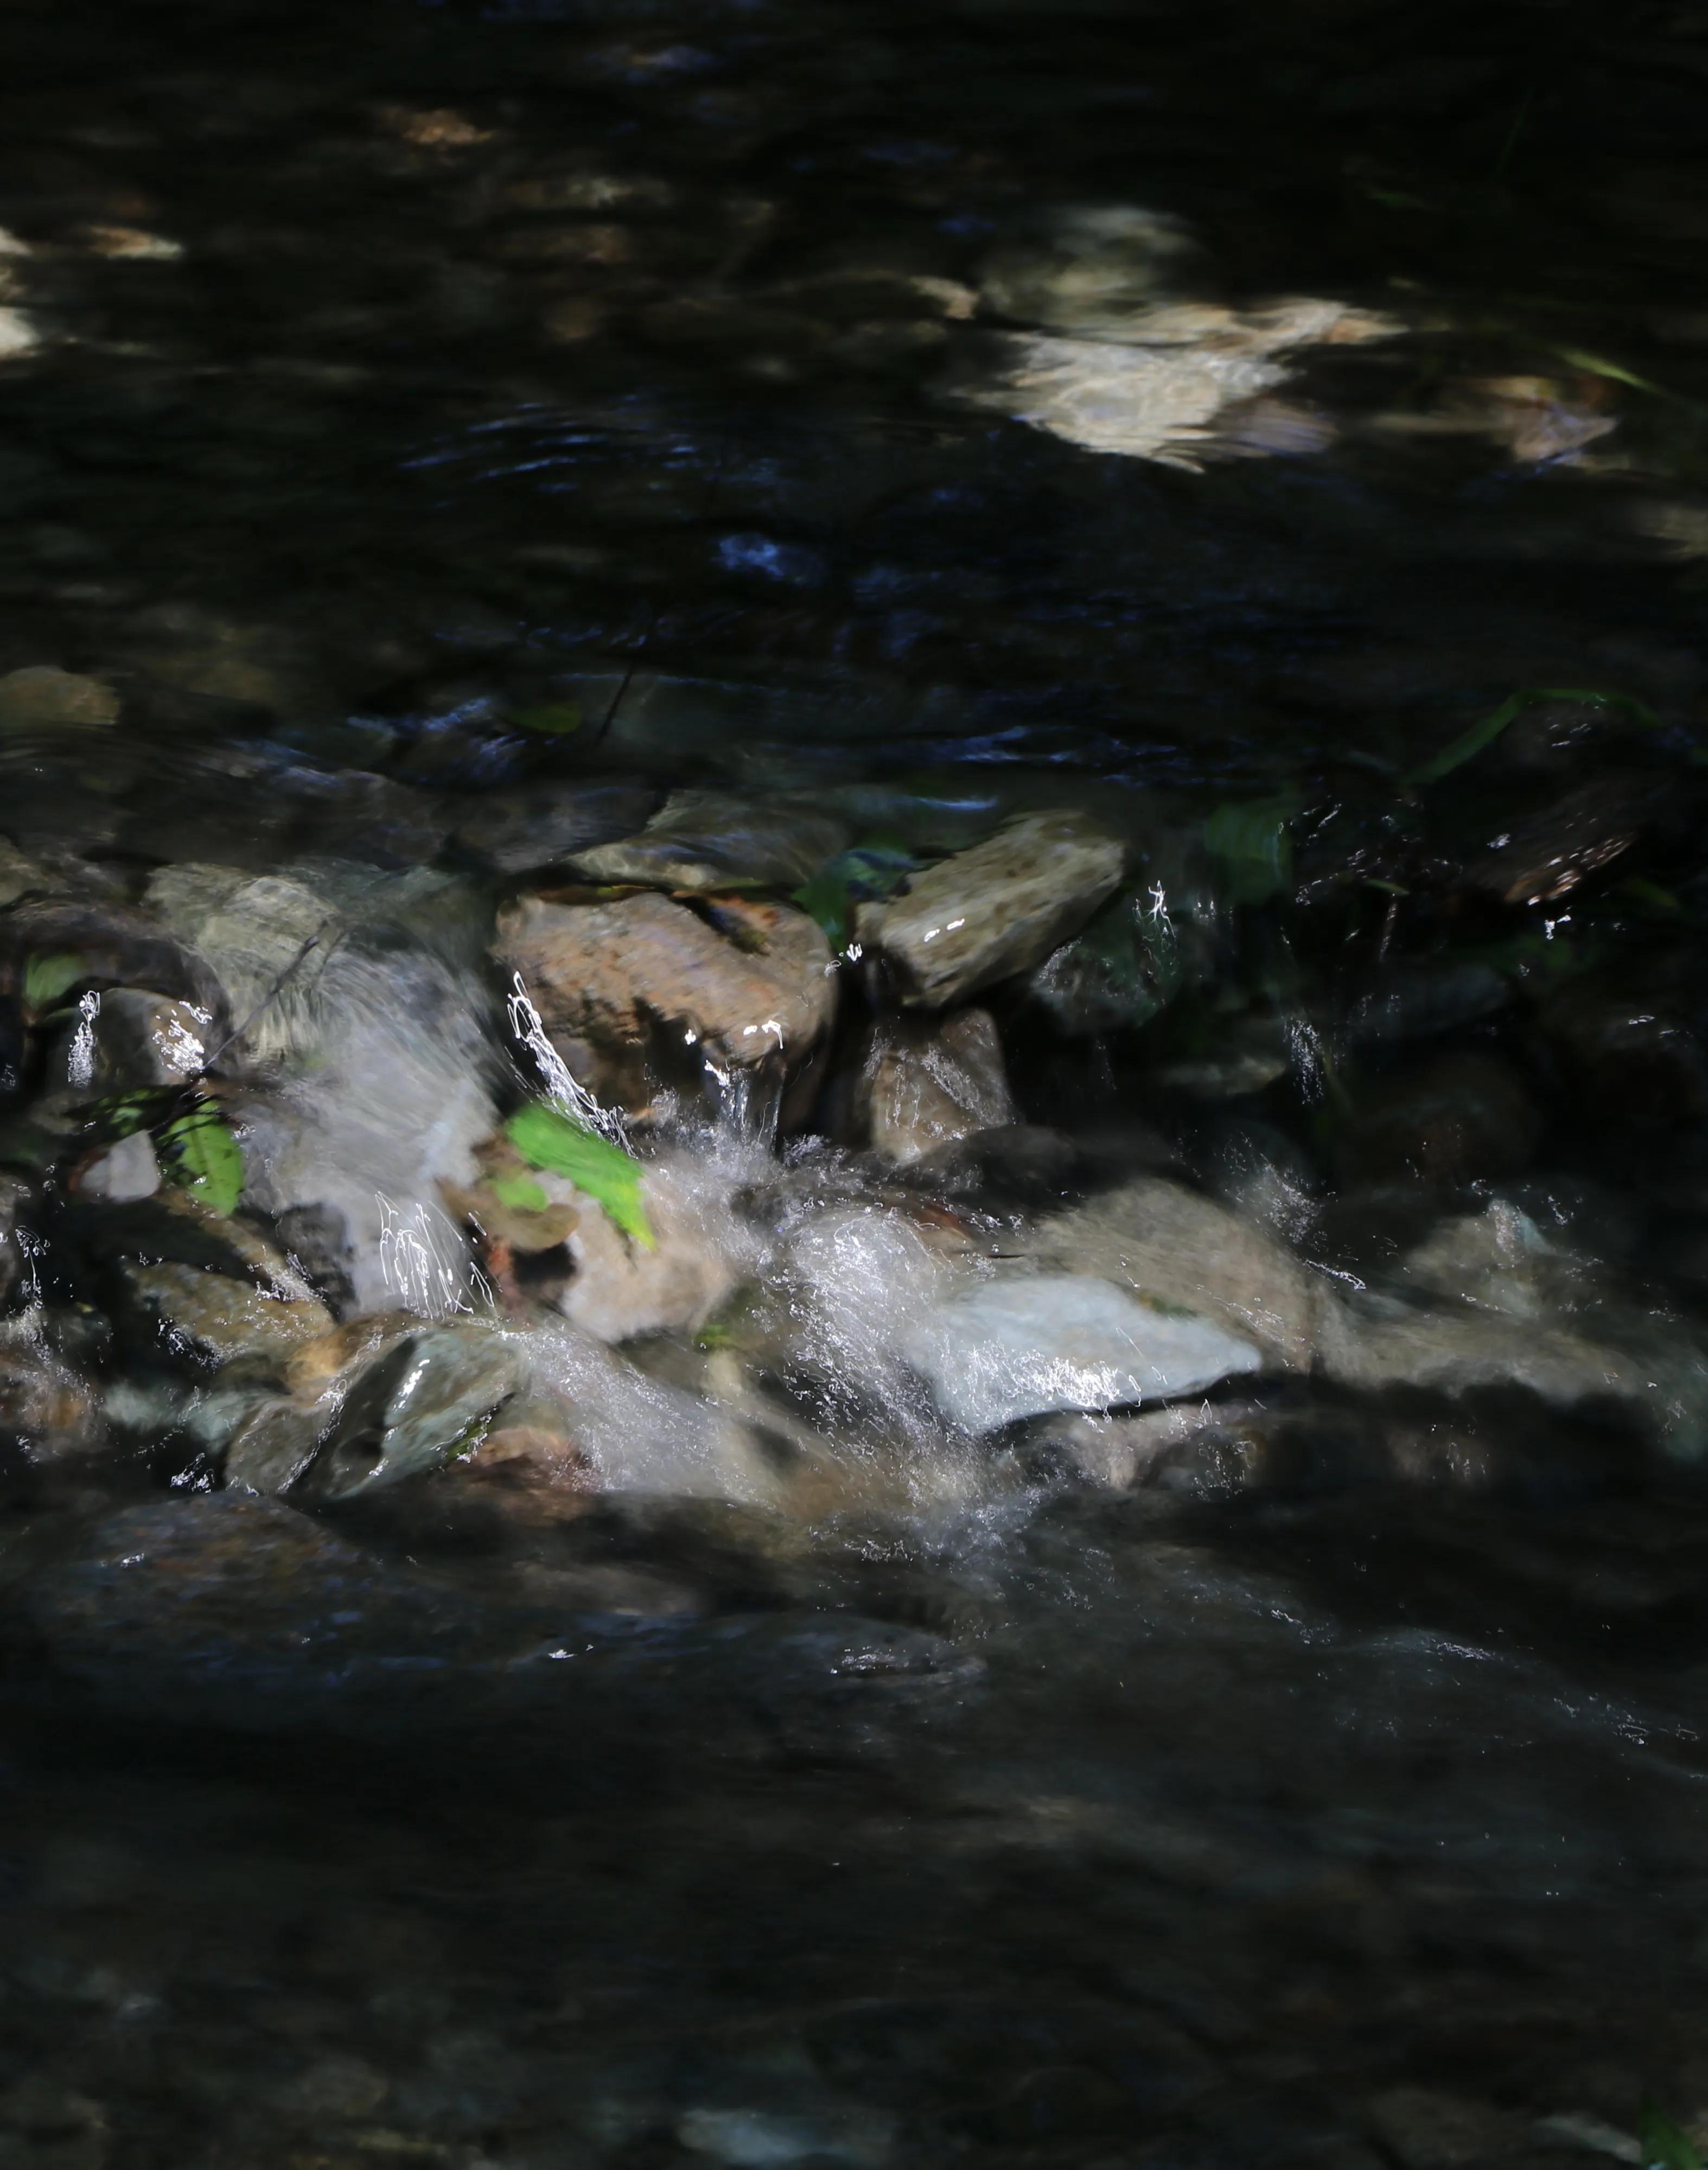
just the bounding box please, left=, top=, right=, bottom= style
left=2, top=4, right=1708, bottom=2168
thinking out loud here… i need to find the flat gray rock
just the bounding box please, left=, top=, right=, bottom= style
left=900, top=1273, right=1262, bottom=1432
left=865, top=812, right=1125, bottom=1008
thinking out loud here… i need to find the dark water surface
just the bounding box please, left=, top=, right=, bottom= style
left=2, top=3, right=1708, bottom=2168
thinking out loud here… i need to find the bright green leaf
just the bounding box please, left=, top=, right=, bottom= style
left=1640, top=2102, right=1701, bottom=2170
left=512, top=701, right=583, bottom=737
left=159, top=1102, right=244, bottom=1218
left=505, top=1101, right=654, bottom=1249
left=1403, top=687, right=1662, bottom=789
left=23, top=953, right=88, bottom=1012
left=490, top=1171, right=550, bottom=1212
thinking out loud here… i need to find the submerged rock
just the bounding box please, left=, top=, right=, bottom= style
left=568, top=789, right=849, bottom=893
left=1030, top=1176, right=1318, bottom=1371
left=453, top=781, right=660, bottom=874
left=863, top=812, right=1125, bottom=1008
left=0, top=667, right=119, bottom=733
left=1314, top=1289, right=1708, bottom=1457
left=494, top=890, right=836, bottom=1112
left=1338, top=1052, right=1541, bottom=1186
left=901, top=1273, right=1262, bottom=1432
left=14, top=1494, right=505, bottom=1724
left=862, top=1006, right=1015, bottom=1163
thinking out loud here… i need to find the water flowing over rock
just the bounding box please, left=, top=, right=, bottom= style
left=862, top=812, right=1125, bottom=1009
left=558, top=1146, right=759, bottom=1344
left=494, top=890, right=837, bottom=1113
left=41, top=988, right=211, bottom=1101
left=302, top=1320, right=530, bottom=1499
left=1030, top=1176, right=1320, bottom=1371
left=567, top=789, right=850, bottom=893
left=862, top=1007, right=1015, bottom=1163
left=900, top=1273, right=1263, bottom=1432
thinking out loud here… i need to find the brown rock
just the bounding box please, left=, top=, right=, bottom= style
left=493, top=890, right=836, bottom=1110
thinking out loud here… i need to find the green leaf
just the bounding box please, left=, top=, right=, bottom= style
left=511, top=701, right=583, bottom=737
left=159, top=1102, right=244, bottom=1217
left=505, top=1101, right=654, bottom=1249
left=1640, top=2102, right=1701, bottom=2170
left=23, top=953, right=88, bottom=1012
left=1204, top=798, right=1297, bottom=905
left=490, top=1171, right=550, bottom=1211
left=1403, top=687, right=1662, bottom=788
left=92, top=1090, right=161, bottom=1139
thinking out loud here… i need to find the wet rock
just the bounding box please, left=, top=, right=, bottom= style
left=75, top=1129, right=160, bottom=1203
left=863, top=812, right=1125, bottom=1009
left=1024, top=885, right=1181, bottom=1037
left=903, top=1122, right=1084, bottom=1206
left=1313, top=1287, right=1708, bottom=1455
left=1035, top=1401, right=1263, bottom=1489
left=1537, top=975, right=1708, bottom=1126
left=568, top=789, right=849, bottom=893
left=142, top=865, right=333, bottom=1066
left=862, top=1007, right=1015, bottom=1163
left=229, top=940, right=498, bottom=1318
left=71, top=1185, right=298, bottom=1282
left=117, top=1260, right=333, bottom=1377
left=42, top=988, right=212, bottom=1100
left=494, top=890, right=836, bottom=1112
left=899, top=1273, right=1262, bottom=1432
left=0, top=902, right=228, bottom=1030
left=677, top=2102, right=894, bottom=2170
left=559, top=1152, right=755, bottom=1345
left=221, top=1392, right=329, bottom=1495
left=1339, top=1052, right=1541, bottom=1186
left=966, top=296, right=1394, bottom=465
left=223, top=1313, right=426, bottom=1492
left=0, top=2078, right=107, bottom=2170
left=0, top=667, right=119, bottom=733
left=0, top=843, right=48, bottom=914
left=1152, top=1012, right=1296, bottom=1100
left=1462, top=774, right=1678, bottom=907
left=1366, top=2090, right=1526, bottom=2170
left=1345, top=961, right=1512, bottom=1049
left=452, top=781, right=660, bottom=875
left=1030, top=1176, right=1319, bottom=1371
left=0, top=1324, right=103, bottom=1461
left=303, top=1320, right=528, bottom=1500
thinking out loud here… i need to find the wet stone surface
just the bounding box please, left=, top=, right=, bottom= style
left=1, top=0, right=1708, bottom=2166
